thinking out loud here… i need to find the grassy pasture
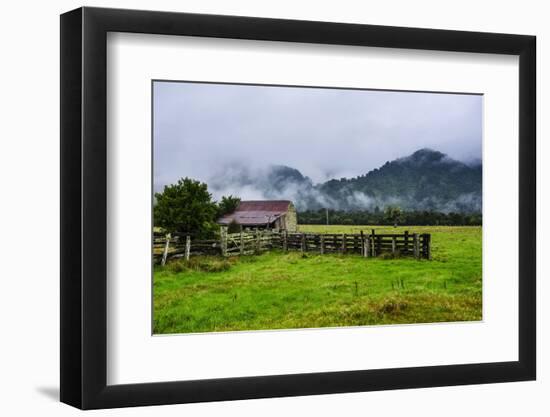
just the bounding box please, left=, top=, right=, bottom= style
left=153, top=225, right=482, bottom=334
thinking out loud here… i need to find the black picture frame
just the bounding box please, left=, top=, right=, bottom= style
left=60, top=6, right=536, bottom=410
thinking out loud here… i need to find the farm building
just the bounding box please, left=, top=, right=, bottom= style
left=218, top=200, right=297, bottom=232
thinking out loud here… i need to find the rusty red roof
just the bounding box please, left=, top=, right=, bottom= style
left=218, top=200, right=291, bottom=226
left=235, top=200, right=291, bottom=212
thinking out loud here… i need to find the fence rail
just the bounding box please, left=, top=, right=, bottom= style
left=154, top=229, right=431, bottom=264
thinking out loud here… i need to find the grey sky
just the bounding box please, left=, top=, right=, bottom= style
left=153, top=81, right=482, bottom=192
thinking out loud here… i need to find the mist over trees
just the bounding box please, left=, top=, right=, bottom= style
left=154, top=149, right=483, bottom=230
left=208, top=149, right=482, bottom=214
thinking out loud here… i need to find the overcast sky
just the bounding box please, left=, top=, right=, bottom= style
left=153, top=81, right=482, bottom=190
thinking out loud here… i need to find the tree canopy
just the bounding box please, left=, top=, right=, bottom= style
left=154, top=178, right=219, bottom=237
left=384, top=206, right=403, bottom=228
left=154, top=178, right=244, bottom=237
left=297, top=208, right=481, bottom=226
left=217, top=195, right=241, bottom=218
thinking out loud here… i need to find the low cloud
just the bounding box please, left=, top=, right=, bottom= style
left=154, top=81, right=482, bottom=188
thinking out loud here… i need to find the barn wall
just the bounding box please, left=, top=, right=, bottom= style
left=273, top=217, right=284, bottom=230
left=286, top=203, right=297, bottom=232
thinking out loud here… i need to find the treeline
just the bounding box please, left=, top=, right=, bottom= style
left=297, top=209, right=482, bottom=226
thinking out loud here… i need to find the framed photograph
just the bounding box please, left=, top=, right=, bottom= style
left=60, top=7, right=536, bottom=409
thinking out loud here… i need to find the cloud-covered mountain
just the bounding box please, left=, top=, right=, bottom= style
left=209, top=149, right=482, bottom=213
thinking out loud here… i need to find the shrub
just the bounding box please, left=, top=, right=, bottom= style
left=227, top=219, right=241, bottom=234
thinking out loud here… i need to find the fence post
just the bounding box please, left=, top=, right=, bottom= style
left=161, top=233, right=171, bottom=266
left=185, top=235, right=191, bottom=261
left=320, top=234, right=325, bottom=254
left=360, top=231, right=364, bottom=257
left=404, top=230, right=409, bottom=254
left=283, top=230, right=288, bottom=252
left=371, top=229, right=376, bottom=256
left=341, top=234, right=346, bottom=253
left=220, top=227, right=228, bottom=257
left=240, top=227, right=244, bottom=256
left=427, top=234, right=432, bottom=260
left=392, top=236, right=396, bottom=254
left=256, top=228, right=261, bottom=254
left=364, top=234, right=370, bottom=257
left=421, top=234, right=429, bottom=259
left=413, top=233, right=419, bottom=260
left=300, top=233, right=305, bottom=253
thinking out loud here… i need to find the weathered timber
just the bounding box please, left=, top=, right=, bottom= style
left=161, top=234, right=171, bottom=266
left=185, top=235, right=191, bottom=261
left=239, top=230, right=244, bottom=255
left=341, top=234, right=346, bottom=253
left=220, top=227, right=228, bottom=257
left=157, top=229, right=431, bottom=262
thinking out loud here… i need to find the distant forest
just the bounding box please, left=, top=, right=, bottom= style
left=208, top=149, right=482, bottom=214
left=297, top=208, right=482, bottom=226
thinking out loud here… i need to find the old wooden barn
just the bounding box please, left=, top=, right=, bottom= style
left=218, top=200, right=297, bottom=232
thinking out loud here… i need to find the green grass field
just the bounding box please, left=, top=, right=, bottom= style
left=153, top=225, right=482, bottom=334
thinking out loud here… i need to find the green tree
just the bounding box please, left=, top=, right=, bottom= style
left=154, top=178, right=218, bottom=237
left=384, top=206, right=403, bottom=228
left=217, top=195, right=241, bottom=217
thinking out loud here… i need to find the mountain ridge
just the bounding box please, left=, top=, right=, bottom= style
left=209, top=149, right=482, bottom=213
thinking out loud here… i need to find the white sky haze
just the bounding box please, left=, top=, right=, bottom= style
left=153, top=81, right=482, bottom=191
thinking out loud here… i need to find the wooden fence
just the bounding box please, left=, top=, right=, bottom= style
left=154, top=229, right=431, bottom=264
left=281, top=230, right=430, bottom=259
